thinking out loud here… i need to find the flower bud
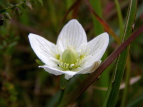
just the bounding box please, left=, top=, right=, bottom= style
left=26, top=1, right=33, bottom=10
left=4, top=12, right=11, bottom=20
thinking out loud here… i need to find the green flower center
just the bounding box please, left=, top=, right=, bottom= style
left=57, top=46, right=83, bottom=70
left=62, top=46, right=78, bottom=65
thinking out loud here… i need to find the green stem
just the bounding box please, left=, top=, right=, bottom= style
left=4, top=54, right=11, bottom=80
left=90, top=0, right=109, bottom=102
left=0, top=1, right=33, bottom=13
left=58, top=90, right=64, bottom=107
left=121, top=54, right=131, bottom=107
left=104, top=0, right=137, bottom=106
left=114, top=0, right=124, bottom=38
left=2, top=1, right=24, bottom=11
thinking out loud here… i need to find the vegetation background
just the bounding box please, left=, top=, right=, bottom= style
left=0, top=0, right=143, bottom=107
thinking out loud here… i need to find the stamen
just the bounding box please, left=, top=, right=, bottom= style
left=56, top=46, right=86, bottom=70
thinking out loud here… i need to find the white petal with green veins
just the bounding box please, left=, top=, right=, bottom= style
left=28, top=19, right=109, bottom=80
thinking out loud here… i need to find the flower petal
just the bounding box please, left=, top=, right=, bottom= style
left=86, top=32, right=109, bottom=63
left=77, top=60, right=101, bottom=74
left=40, top=65, right=77, bottom=80
left=40, top=60, right=100, bottom=80
left=28, top=33, right=58, bottom=66
left=57, top=19, right=87, bottom=52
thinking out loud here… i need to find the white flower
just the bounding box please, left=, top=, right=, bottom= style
left=28, top=19, right=109, bottom=80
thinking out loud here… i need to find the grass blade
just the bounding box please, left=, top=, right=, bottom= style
left=90, top=0, right=104, bottom=35
left=105, top=0, right=137, bottom=107
left=59, top=0, right=81, bottom=32
left=90, top=0, right=109, bottom=102
left=127, top=94, right=143, bottom=107
left=84, top=0, right=120, bottom=44
left=114, top=0, right=124, bottom=37
left=59, top=24, right=143, bottom=106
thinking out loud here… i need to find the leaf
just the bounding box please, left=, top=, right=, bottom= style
left=90, top=0, right=104, bottom=35
left=46, top=91, right=62, bottom=107
left=127, top=94, right=143, bottom=107
left=60, top=75, right=69, bottom=90
left=59, top=0, right=81, bottom=32
left=114, top=0, right=124, bottom=37
left=84, top=0, right=120, bottom=44
left=90, top=0, right=109, bottom=101
left=59, top=24, right=143, bottom=106
left=104, top=0, right=137, bottom=107
left=37, top=0, right=43, bottom=6
left=35, top=59, right=44, bottom=65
